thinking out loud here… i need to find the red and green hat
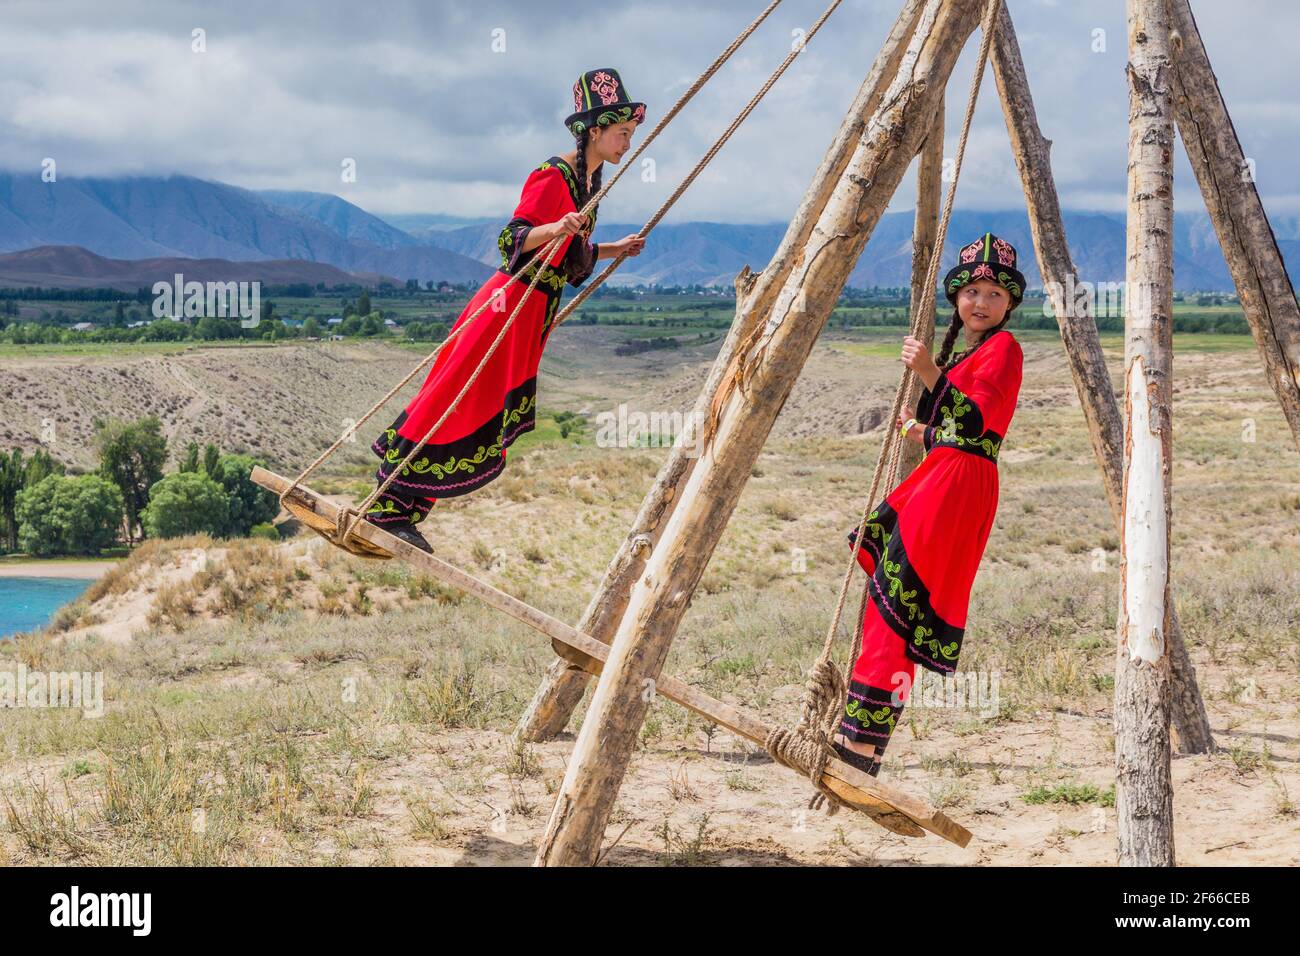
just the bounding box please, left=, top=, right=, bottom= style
left=565, top=68, right=647, bottom=137
left=943, top=232, right=1026, bottom=307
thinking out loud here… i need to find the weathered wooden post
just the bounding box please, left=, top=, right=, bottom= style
left=988, top=0, right=1214, bottom=754
left=532, top=0, right=988, bottom=867
left=900, top=93, right=945, bottom=477
left=1116, top=0, right=1176, bottom=866
left=514, top=0, right=930, bottom=743
left=1167, top=0, right=1300, bottom=452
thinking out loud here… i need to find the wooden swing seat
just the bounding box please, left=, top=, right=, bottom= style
left=252, top=466, right=973, bottom=848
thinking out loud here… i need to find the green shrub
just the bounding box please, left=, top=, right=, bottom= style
left=140, top=472, right=229, bottom=539
left=15, top=474, right=124, bottom=556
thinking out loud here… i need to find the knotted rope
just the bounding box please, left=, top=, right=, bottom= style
left=764, top=0, right=1002, bottom=814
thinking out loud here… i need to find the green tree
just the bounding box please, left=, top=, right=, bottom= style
left=0, top=449, right=25, bottom=552
left=16, top=474, right=124, bottom=556
left=213, top=454, right=279, bottom=536
left=180, top=441, right=200, bottom=473
left=303, top=317, right=321, bottom=338
left=0, top=448, right=62, bottom=551
left=202, top=443, right=221, bottom=477
left=140, top=472, right=229, bottom=539
left=24, top=448, right=64, bottom=487
left=357, top=291, right=371, bottom=317
left=95, top=417, right=167, bottom=544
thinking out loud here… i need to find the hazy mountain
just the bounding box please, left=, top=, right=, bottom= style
left=0, top=173, right=492, bottom=285
left=0, top=245, right=399, bottom=291
left=0, top=170, right=1292, bottom=292
left=418, top=208, right=1273, bottom=292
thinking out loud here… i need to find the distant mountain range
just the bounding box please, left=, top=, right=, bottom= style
left=0, top=171, right=1295, bottom=292
left=0, top=245, right=399, bottom=292
left=0, top=173, right=490, bottom=286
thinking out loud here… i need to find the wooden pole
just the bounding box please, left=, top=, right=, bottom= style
left=532, top=0, right=987, bottom=867
left=513, top=0, right=930, bottom=743
left=1116, top=0, right=1176, bottom=866
left=512, top=267, right=763, bottom=743
left=901, top=93, right=945, bottom=477
left=248, top=466, right=972, bottom=847
left=989, top=1, right=1214, bottom=753
left=1167, top=0, right=1300, bottom=451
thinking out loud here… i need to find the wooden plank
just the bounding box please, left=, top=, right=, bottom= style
left=252, top=466, right=972, bottom=848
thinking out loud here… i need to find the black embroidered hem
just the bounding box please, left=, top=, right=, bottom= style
left=371, top=378, right=537, bottom=500
left=846, top=499, right=965, bottom=675
left=840, top=679, right=905, bottom=755
left=364, top=489, right=433, bottom=526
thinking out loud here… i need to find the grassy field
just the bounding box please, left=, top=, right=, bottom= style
left=0, top=320, right=1295, bottom=866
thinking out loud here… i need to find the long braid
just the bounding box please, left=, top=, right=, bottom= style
left=573, top=127, right=601, bottom=222
left=934, top=308, right=964, bottom=371
left=934, top=307, right=1012, bottom=372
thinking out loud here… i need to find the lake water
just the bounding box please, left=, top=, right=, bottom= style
left=0, top=577, right=94, bottom=639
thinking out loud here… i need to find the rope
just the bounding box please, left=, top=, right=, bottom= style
left=763, top=0, right=1003, bottom=814
left=281, top=0, right=849, bottom=550
left=554, top=0, right=847, bottom=325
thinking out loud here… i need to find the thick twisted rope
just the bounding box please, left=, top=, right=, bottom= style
left=764, top=0, right=1002, bottom=814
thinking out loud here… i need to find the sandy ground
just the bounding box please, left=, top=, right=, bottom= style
left=0, top=560, right=117, bottom=579
left=1, top=331, right=1295, bottom=866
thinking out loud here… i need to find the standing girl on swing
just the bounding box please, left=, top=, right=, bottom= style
left=834, top=233, right=1026, bottom=777
left=365, top=68, right=649, bottom=552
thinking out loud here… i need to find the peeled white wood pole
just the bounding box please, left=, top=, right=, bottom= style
left=989, top=1, right=1214, bottom=754
left=513, top=0, right=929, bottom=743
left=1116, top=0, right=1176, bottom=867
left=1166, top=0, right=1300, bottom=451
left=532, top=0, right=987, bottom=868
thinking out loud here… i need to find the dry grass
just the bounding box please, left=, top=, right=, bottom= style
left=0, top=330, right=1296, bottom=865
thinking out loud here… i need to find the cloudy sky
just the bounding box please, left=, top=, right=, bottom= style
left=0, top=0, right=1295, bottom=224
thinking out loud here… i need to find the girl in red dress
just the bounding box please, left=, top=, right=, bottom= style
left=365, top=68, right=649, bottom=552
left=833, top=232, right=1027, bottom=777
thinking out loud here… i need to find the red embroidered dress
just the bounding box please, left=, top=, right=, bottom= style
left=840, top=328, right=1023, bottom=755
left=367, top=156, right=598, bottom=525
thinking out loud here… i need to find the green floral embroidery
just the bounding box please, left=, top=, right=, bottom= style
left=879, top=556, right=923, bottom=623
left=998, top=270, right=1022, bottom=299
left=934, top=385, right=1001, bottom=460
left=383, top=392, right=537, bottom=481
left=365, top=498, right=420, bottom=525
left=845, top=698, right=896, bottom=733
left=516, top=258, right=566, bottom=293
left=912, top=631, right=960, bottom=661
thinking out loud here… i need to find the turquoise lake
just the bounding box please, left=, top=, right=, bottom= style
left=0, top=577, right=94, bottom=639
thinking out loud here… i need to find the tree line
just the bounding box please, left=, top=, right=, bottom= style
left=0, top=418, right=280, bottom=557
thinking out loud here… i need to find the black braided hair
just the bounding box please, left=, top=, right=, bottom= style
left=572, top=126, right=602, bottom=221
left=933, top=307, right=1012, bottom=372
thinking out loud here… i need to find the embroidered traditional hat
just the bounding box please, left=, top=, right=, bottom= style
left=943, top=232, right=1026, bottom=307
left=564, top=68, right=647, bottom=137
